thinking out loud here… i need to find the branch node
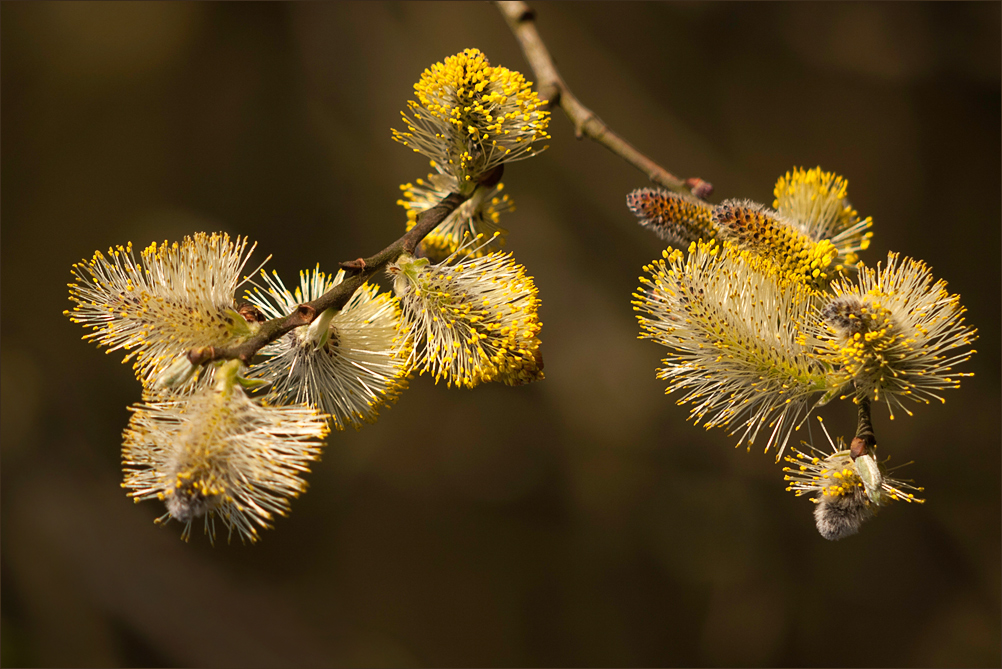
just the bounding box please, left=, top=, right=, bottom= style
left=850, top=437, right=872, bottom=459
left=539, top=83, right=560, bottom=109
left=340, top=258, right=367, bottom=273
left=236, top=302, right=265, bottom=323
left=295, top=304, right=316, bottom=324
left=685, top=177, right=714, bottom=200
left=187, top=346, right=215, bottom=366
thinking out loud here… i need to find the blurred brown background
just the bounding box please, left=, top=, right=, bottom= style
left=2, top=2, right=999, bottom=667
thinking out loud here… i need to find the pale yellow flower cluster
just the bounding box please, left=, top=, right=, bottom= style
left=629, top=167, right=975, bottom=539
left=387, top=51, right=547, bottom=390
left=247, top=267, right=410, bottom=431
left=67, top=50, right=549, bottom=544
left=65, top=233, right=259, bottom=393
left=123, top=361, right=328, bottom=544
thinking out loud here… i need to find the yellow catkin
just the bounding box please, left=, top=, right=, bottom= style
left=66, top=233, right=259, bottom=393
left=391, top=48, right=550, bottom=186
left=390, top=237, right=543, bottom=389
left=634, top=239, right=842, bottom=459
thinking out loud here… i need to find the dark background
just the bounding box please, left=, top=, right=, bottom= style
left=2, top=2, right=999, bottom=667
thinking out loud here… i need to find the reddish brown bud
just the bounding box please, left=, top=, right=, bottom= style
left=850, top=436, right=870, bottom=460
left=340, top=258, right=367, bottom=273
left=685, top=177, right=714, bottom=200
left=187, top=346, right=216, bottom=366
left=236, top=303, right=265, bottom=323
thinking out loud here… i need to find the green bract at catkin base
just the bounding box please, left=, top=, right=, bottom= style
left=783, top=418, right=924, bottom=540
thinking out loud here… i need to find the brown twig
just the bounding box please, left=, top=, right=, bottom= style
left=495, top=1, right=713, bottom=200
left=188, top=190, right=470, bottom=366
left=850, top=386, right=876, bottom=459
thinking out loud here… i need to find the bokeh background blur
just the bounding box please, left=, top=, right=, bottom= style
left=2, top=2, right=999, bottom=667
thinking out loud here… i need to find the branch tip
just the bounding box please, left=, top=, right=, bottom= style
left=685, top=178, right=714, bottom=200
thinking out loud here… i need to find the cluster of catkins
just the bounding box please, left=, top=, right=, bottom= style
left=66, top=49, right=550, bottom=543
left=629, top=168, right=977, bottom=539
left=66, top=45, right=976, bottom=544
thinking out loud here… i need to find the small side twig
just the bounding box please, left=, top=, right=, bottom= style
left=850, top=386, right=876, bottom=459
left=189, top=190, right=470, bottom=366
left=495, top=1, right=713, bottom=200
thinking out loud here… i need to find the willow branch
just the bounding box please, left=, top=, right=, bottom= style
left=188, top=190, right=471, bottom=366
left=495, top=1, right=713, bottom=200
left=850, top=384, right=876, bottom=459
